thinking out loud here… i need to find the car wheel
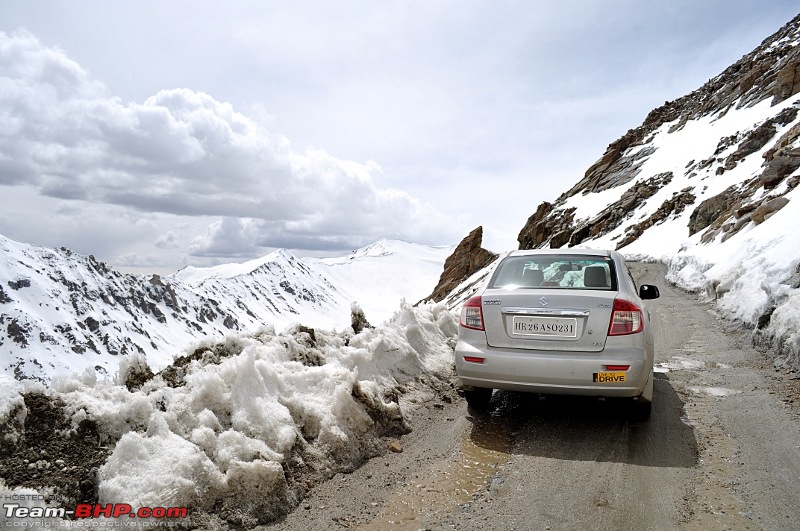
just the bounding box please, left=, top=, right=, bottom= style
left=464, top=388, right=492, bottom=410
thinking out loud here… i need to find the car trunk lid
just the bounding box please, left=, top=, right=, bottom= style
left=482, top=289, right=615, bottom=352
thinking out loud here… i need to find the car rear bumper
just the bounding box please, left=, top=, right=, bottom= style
left=455, top=338, right=652, bottom=398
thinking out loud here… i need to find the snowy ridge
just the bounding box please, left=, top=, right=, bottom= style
left=0, top=234, right=240, bottom=382
left=171, top=249, right=301, bottom=285
left=0, top=235, right=452, bottom=382
left=312, top=239, right=456, bottom=320
left=559, top=97, right=800, bottom=255
left=322, top=238, right=401, bottom=261
left=553, top=94, right=800, bottom=371
left=170, top=249, right=346, bottom=329
left=512, top=14, right=800, bottom=370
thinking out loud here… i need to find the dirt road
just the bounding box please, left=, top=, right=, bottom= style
left=265, top=262, right=800, bottom=530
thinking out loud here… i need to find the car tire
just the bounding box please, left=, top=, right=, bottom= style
left=464, top=388, right=492, bottom=410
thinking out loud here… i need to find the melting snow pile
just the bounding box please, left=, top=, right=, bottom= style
left=0, top=302, right=458, bottom=527
left=665, top=185, right=800, bottom=370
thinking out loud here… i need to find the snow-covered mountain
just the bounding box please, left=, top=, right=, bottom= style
left=0, top=235, right=453, bottom=382
left=313, top=239, right=458, bottom=316
left=506, top=13, right=800, bottom=371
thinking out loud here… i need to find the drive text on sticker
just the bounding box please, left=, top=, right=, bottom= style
left=593, top=372, right=626, bottom=383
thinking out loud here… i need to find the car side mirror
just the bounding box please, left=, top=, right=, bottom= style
left=639, top=284, right=660, bottom=300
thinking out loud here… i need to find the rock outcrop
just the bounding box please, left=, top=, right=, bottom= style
left=616, top=191, right=696, bottom=249
left=517, top=203, right=574, bottom=249
left=688, top=186, right=743, bottom=236
left=422, top=227, right=497, bottom=303
left=518, top=172, right=675, bottom=250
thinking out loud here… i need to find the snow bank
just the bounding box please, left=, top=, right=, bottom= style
left=6, top=301, right=457, bottom=527
left=665, top=185, right=800, bottom=369
left=0, top=375, right=24, bottom=422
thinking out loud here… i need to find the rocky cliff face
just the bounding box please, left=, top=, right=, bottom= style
left=518, top=14, right=800, bottom=251
left=421, top=227, right=498, bottom=303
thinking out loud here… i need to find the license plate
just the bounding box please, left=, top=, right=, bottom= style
left=593, top=372, right=627, bottom=383
left=511, top=316, right=577, bottom=338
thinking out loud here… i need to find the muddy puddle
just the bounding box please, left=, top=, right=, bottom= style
left=359, top=412, right=517, bottom=530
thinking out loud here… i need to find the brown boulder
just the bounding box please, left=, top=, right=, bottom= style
left=764, top=121, right=800, bottom=162
left=752, top=196, right=790, bottom=224
left=760, top=151, right=800, bottom=188
left=387, top=441, right=403, bottom=453
left=724, top=107, right=798, bottom=168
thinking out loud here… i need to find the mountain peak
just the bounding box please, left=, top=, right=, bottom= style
left=171, top=248, right=300, bottom=285
left=355, top=238, right=396, bottom=257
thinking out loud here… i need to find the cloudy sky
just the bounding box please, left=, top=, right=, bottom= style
left=1, top=1, right=798, bottom=273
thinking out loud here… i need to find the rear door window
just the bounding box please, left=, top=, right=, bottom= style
left=489, top=255, right=618, bottom=291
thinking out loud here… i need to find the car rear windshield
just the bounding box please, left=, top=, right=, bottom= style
left=489, top=254, right=618, bottom=291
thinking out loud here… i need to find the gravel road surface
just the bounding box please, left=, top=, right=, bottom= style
left=264, top=262, right=800, bottom=530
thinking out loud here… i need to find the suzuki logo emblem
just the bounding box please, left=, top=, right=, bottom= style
left=539, top=296, right=549, bottom=306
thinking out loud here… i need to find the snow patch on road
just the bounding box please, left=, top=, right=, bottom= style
left=688, top=386, right=742, bottom=398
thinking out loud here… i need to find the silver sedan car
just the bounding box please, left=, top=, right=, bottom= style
left=455, top=248, right=660, bottom=420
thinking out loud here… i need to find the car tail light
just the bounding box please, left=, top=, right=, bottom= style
left=608, top=299, right=643, bottom=335
left=460, top=295, right=484, bottom=331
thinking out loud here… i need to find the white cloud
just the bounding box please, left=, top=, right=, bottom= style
left=0, top=30, right=464, bottom=261
left=155, top=231, right=180, bottom=249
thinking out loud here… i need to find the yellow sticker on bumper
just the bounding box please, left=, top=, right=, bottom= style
left=593, top=371, right=626, bottom=383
